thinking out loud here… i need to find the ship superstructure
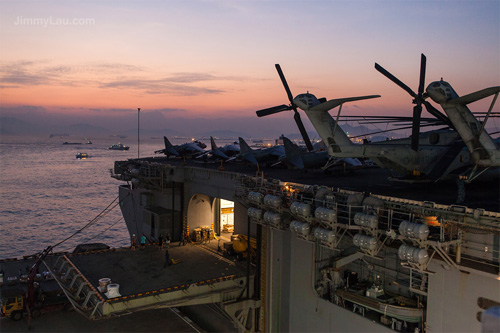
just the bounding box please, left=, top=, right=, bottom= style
left=109, top=157, right=500, bottom=332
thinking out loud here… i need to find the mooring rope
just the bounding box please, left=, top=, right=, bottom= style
left=51, top=195, right=120, bottom=249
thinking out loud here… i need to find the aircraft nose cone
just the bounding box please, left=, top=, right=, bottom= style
left=426, top=81, right=449, bottom=104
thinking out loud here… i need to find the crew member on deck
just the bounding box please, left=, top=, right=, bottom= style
left=158, top=234, right=164, bottom=249
left=131, top=234, right=137, bottom=251
left=163, top=249, right=171, bottom=267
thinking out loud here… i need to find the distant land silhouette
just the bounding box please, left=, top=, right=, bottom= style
left=1, top=115, right=402, bottom=142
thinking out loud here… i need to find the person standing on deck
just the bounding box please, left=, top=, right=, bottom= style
left=178, top=231, right=184, bottom=246
left=163, top=249, right=171, bottom=267
left=131, top=234, right=137, bottom=251
left=140, top=234, right=146, bottom=249
left=158, top=234, right=164, bottom=249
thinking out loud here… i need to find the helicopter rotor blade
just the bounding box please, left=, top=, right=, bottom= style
left=375, top=63, right=416, bottom=98
left=409, top=53, right=427, bottom=151
left=256, top=104, right=291, bottom=117
left=411, top=104, right=422, bottom=151
left=275, top=64, right=295, bottom=104
left=377, top=54, right=432, bottom=151
left=417, top=54, right=427, bottom=96
left=423, top=101, right=454, bottom=129
left=293, top=108, right=314, bottom=151
left=275, top=64, right=313, bottom=151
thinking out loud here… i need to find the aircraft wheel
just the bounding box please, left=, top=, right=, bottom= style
left=11, top=311, right=23, bottom=321
left=227, top=248, right=234, bottom=256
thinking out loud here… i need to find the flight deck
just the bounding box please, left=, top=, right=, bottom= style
left=121, top=155, right=500, bottom=212
left=1, top=239, right=253, bottom=321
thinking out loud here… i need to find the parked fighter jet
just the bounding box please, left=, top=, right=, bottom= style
left=282, top=137, right=361, bottom=170
left=154, top=136, right=205, bottom=158
left=211, top=137, right=240, bottom=157
left=239, top=137, right=285, bottom=165
left=282, top=137, right=329, bottom=169
left=196, top=137, right=241, bottom=161
left=256, top=57, right=499, bottom=182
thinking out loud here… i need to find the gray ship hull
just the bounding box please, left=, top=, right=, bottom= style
left=112, top=158, right=500, bottom=332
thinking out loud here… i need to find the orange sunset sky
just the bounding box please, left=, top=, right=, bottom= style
left=0, top=0, right=499, bottom=137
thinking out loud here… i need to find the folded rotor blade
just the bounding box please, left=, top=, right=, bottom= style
left=423, top=101, right=454, bottom=129
left=275, top=64, right=295, bottom=104
left=375, top=63, right=416, bottom=98
left=418, top=54, right=427, bottom=96
left=293, top=109, right=314, bottom=151
left=411, top=104, right=422, bottom=151
left=256, top=104, right=291, bottom=117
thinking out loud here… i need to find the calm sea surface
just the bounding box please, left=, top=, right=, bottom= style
left=0, top=135, right=189, bottom=258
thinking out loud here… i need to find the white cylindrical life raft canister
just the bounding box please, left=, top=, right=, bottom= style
left=263, top=211, right=281, bottom=225
left=290, top=202, right=312, bottom=218
left=248, top=192, right=264, bottom=205
left=247, top=207, right=263, bottom=220
left=290, top=220, right=311, bottom=237
left=99, top=278, right=111, bottom=293
left=398, top=244, right=429, bottom=265
left=353, top=233, right=378, bottom=251
left=264, top=195, right=282, bottom=208
left=105, top=283, right=121, bottom=298
left=399, top=220, right=429, bottom=240
left=314, top=207, right=337, bottom=223
left=354, top=212, right=379, bottom=229
left=314, top=227, right=336, bottom=244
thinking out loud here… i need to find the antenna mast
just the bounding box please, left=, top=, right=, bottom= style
left=137, top=108, right=141, bottom=158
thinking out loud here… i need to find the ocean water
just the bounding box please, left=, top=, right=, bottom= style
left=0, top=135, right=172, bottom=258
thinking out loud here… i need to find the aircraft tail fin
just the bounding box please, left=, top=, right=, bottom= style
left=301, top=95, right=374, bottom=158
left=238, top=137, right=253, bottom=154
left=238, top=137, right=258, bottom=164
left=304, top=109, right=358, bottom=157
left=442, top=87, right=500, bottom=167
left=283, top=137, right=305, bottom=169
left=309, top=95, right=380, bottom=112
left=210, top=136, right=218, bottom=151
left=448, top=87, right=500, bottom=106
left=163, top=136, right=180, bottom=156
left=210, top=137, right=229, bottom=160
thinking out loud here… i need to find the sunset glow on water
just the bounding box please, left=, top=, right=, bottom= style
left=0, top=136, right=162, bottom=258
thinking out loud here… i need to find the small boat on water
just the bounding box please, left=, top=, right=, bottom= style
left=108, top=143, right=130, bottom=150
left=76, top=152, right=89, bottom=159
left=63, top=142, right=82, bottom=145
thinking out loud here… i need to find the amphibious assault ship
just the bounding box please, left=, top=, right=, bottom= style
left=104, top=155, right=499, bottom=332
left=1, top=153, right=499, bottom=332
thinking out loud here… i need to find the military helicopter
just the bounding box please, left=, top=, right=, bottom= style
left=256, top=57, right=499, bottom=182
